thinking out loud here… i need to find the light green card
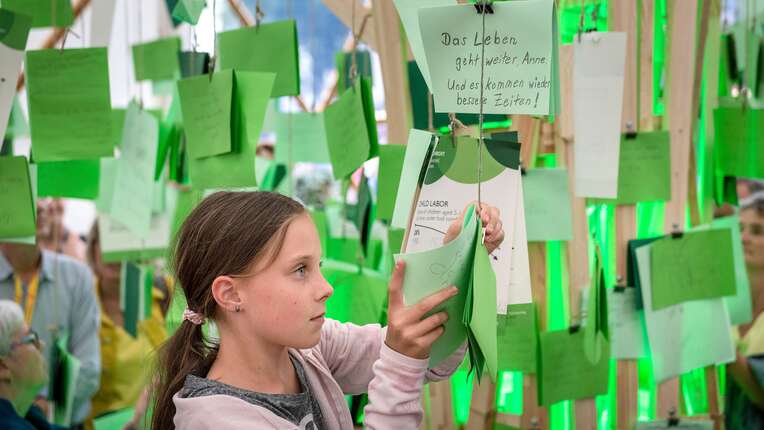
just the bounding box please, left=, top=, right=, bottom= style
left=172, top=0, right=205, bottom=25
left=391, top=129, right=435, bottom=229
left=607, top=288, right=648, bottom=359
left=37, top=159, right=100, bottom=200
left=275, top=111, right=331, bottom=164
left=464, top=224, right=497, bottom=381
left=188, top=72, right=275, bottom=189
left=110, top=104, right=159, bottom=239
left=93, top=407, right=136, bottom=430
left=26, top=48, right=113, bottom=161
left=714, top=106, right=764, bottom=179
left=583, top=259, right=608, bottom=365
left=376, top=144, right=406, bottom=222
left=694, top=216, right=753, bottom=325
left=523, top=168, right=573, bottom=241
left=396, top=205, right=477, bottom=368
left=635, top=420, right=713, bottom=430
left=650, top=229, right=737, bottom=310
left=132, top=37, right=180, bottom=81
left=0, top=156, right=35, bottom=238
left=497, top=303, right=538, bottom=373
left=324, top=268, right=387, bottom=326
left=1, top=0, right=73, bottom=28
left=177, top=70, right=235, bottom=159
left=594, top=132, right=671, bottom=205
left=324, top=79, right=374, bottom=179
left=418, top=0, right=558, bottom=115
left=95, top=158, right=116, bottom=214
left=218, top=20, right=300, bottom=97
left=537, top=329, right=609, bottom=406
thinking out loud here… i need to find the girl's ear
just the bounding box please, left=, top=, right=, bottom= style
left=211, top=276, right=243, bottom=314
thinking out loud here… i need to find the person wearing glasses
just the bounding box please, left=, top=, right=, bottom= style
left=0, top=300, right=65, bottom=430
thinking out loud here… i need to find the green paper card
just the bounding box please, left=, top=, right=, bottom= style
left=172, top=0, right=205, bottom=25
left=177, top=70, right=234, bottom=159
left=467, top=227, right=498, bottom=381
left=110, top=104, right=159, bottom=238
left=714, top=106, right=764, bottom=179
left=188, top=71, right=275, bottom=189
left=132, top=37, right=181, bottom=82
left=275, top=111, right=331, bottom=164
left=537, top=329, right=609, bottom=406
left=523, top=168, right=573, bottom=241
left=93, top=408, right=136, bottom=430
left=497, top=303, right=538, bottom=373
left=1, top=0, right=73, bottom=28
left=650, top=229, right=737, bottom=310
left=376, top=144, right=406, bottom=222
left=336, top=50, right=372, bottom=91
left=0, top=8, right=32, bottom=50
left=607, top=288, right=648, bottom=359
left=324, top=78, right=377, bottom=179
left=583, top=258, right=608, bottom=364
left=391, top=129, right=435, bottom=229
left=218, top=20, right=300, bottom=97
left=694, top=216, right=753, bottom=325
left=323, top=266, right=387, bottom=326
left=37, top=159, right=100, bottom=199
left=0, top=156, right=35, bottom=239
left=418, top=0, right=559, bottom=115
left=26, top=48, right=113, bottom=161
left=396, top=205, right=477, bottom=368
left=178, top=51, right=210, bottom=78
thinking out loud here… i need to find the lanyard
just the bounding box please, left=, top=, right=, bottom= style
left=13, top=273, right=40, bottom=326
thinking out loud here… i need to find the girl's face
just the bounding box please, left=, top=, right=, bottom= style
left=235, top=213, right=333, bottom=349
left=741, top=207, right=764, bottom=270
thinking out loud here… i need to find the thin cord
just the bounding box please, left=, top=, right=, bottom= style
left=477, top=2, right=488, bottom=208
left=137, top=0, right=144, bottom=107
left=287, top=0, right=294, bottom=197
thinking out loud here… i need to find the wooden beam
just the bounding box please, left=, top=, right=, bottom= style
left=226, top=0, right=254, bottom=26
left=321, top=0, right=378, bottom=51
left=639, top=0, right=657, bottom=131
left=371, top=0, right=410, bottom=144
left=611, top=0, right=639, bottom=131
left=522, top=242, right=549, bottom=429
left=16, top=0, right=93, bottom=92
left=558, top=45, right=575, bottom=141
left=426, top=381, right=455, bottom=430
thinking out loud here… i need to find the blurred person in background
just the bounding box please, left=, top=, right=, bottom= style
left=85, top=221, right=170, bottom=429
left=0, top=299, right=66, bottom=430
left=726, top=190, right=764, bottom=429
left=36, top=199, right=86, bottom=263
left=0, top=242, right=100, bottom=430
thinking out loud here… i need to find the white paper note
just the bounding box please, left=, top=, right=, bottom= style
left=573, top=32, right=626, bottom=198
left=607, top=288, right=648, bottom=359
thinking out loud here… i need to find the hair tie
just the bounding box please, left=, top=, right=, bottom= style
left=183, top=308, right=206, bottom=325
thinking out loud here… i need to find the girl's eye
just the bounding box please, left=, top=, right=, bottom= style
left=295, top=265, right=307, bottom=277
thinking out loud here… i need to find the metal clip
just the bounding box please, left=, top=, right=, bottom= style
left=474, top=0, right=494, bottom=14
left=624, top=121, right=637, bottom=139
left=614, top=275, right=626, bottom=292
left=670, top=223, right=683, bottom=239
left=667, top=408, right=680, bottom=427
left=568, top=324, right=581, bottom=334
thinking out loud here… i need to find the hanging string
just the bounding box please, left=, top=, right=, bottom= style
left=287, top=0, right=294, bottom=197
left=309, top=0, right=318, bottom=111
left=476, top=1, right=489, bottom=208
left=349, top=0, right=358, bottom=85
left=137, top=0, right=144, bottom=107
left=209, top=0, right=218, bottom=78
left=124, top=0, right=133, bottom=104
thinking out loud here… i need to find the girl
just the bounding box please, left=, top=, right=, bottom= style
left=152, top=191, right=504, bottom=429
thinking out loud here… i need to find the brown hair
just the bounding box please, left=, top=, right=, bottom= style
left=151, top=191, right=305, bottom=430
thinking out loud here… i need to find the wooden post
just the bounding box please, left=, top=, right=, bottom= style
left=521, top=242, right=549, bottom=429
left=659, top=0, right=701, bottom=418
left=611, top=1, right=640, bottom=428
left=371, top=0, right=411, bottom=145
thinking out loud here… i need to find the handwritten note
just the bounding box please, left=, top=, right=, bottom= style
left=26, top=48, right=113, bottom=162
left=218, top=20, right=300, bottom=97
left=636, top=245, right=735, bottom=382
left=607, top=288, right=648, bottom=359
left=177, top=70, right=234, bottom=159
left=418, top=0, right=558, bottom=115
left=0, top=156, right=35, bottom=239
left=132, top=37, right=181, bottom=82
left=0, top=9, right=31, bottom=141
left=537, top=329, right=609, bottom=406
left=2, top=0, right=73, bottom=27
left=650, top=229, right=737, bottom=310
left=573, top=32, right=627, bottom=198
left=188, top=72, right=275, bottom=189
left=323, top=78, right=375, bottom=179
left=110, top=104, right=159, bottom=239
left=523, top=168, right=573, bottom=241
left=497, top=303, right=538, bottom=373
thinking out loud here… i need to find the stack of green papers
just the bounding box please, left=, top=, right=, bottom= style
left=178, top=70, right=275, bottom=189
left=396, top=205, right=497, bottom=381
left=26, top=48, right=113, bottom=161
left=132, top=37, right=181, bottom=81
left=324, top=77, right=379, bottom=179
left=217, top=20, right=300, bottom=97
left=50, top=335, right=80, bottom=427
left=0, top=156, right=35, bottom=239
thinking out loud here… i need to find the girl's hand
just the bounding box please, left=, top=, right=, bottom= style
left=444, top=202, right=505, bottom=254
left=385, top=261, right=457, bottom=359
